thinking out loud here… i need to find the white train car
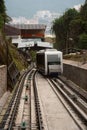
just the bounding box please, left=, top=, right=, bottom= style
left=36, top=49, right=63, bottom=76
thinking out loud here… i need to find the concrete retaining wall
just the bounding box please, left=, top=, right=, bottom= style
left=0, top=65, right=7, bottom=98
left=63, top=63, right=87, bottom=91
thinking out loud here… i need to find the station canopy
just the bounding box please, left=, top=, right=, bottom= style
left=6, top=24, right=46, bottom=39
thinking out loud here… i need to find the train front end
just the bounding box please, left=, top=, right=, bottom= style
left=46, top=51, right=63, bottom=76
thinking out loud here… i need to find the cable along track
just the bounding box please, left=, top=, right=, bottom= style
left=14, top=69, right=35, bottom=130
left=53, top=79, right=87, bottom=118
left=32, top=71, right=44, bottom=130
left=0, top=68, right=44, bottom=130
left=48, top=78, right=87, bottom=130
left=0, top=69, right=87, bottom=130
left=0, top=68, right=34, bottom=130
left=35, top=72, right=87, bottom=130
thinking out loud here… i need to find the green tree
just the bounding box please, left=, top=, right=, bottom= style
left=52, top=16, right=66, bottom=49
left=0, top=15, right=4, bottom=28
left=52, top=8, right=78, bottom=50
left=52, top=0, right=87, bottom=51
left=69, top=19, right=84, bottom=47
left=0, top=0, right=6, bottom=14
left=80, top=1, right=87, bottom=21
left=78, top=33, right=87, bottom=49
left=0, top=0, right=6, bottom=27
left=63, top=8, right=78, bottom=31
left=0, top=0, right=11, bottom=29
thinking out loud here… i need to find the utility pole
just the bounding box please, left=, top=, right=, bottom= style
left=6, top=41, right=8, bottom=90
left=4, top=22, right=8, bottom=90
left=3, top=20, right=8, bottom=90
left=66, top=32, right=69, bottom=54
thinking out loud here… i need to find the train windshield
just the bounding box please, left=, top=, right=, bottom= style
left=47, top=55, right=61, bottom=65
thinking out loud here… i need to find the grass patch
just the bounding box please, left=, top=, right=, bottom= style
left=63, top=53, right=87, bottom=63
left=9, top=43, right=28, bottom=71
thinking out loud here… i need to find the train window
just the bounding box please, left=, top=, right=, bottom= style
left=36, top=53, right=45, bottom=67
left=48, top=61, right=60, bottom=65
left=47, top=55, right=61, bottom=65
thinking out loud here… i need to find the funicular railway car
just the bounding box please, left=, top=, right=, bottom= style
left=36, top=49, right=63, bottom=76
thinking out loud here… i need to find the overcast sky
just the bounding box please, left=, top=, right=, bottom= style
left=5, top=0, right=85, bottom=18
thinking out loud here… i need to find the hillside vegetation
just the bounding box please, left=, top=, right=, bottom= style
left=0, top=32, right=28, bottom=70
left=52, top=0, right=87, bottom=51
left=0, top=32, right=29, bottom=90
left=9, top=42, right=28, bottom=71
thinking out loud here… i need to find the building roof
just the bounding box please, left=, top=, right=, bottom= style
left=10, top=24, right=46, bottom=30
left=5, top=24, right=20, bottom=36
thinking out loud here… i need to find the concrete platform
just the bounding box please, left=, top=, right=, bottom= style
left=63, top=59, right=87, bottom=70
left=35, top=73, right=80, bottom=130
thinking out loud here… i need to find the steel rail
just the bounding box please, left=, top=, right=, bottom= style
left=55, top=78, right=87, bottom=113
left=33, top=71, right=44, bottom=130
left=8, top=68, right=34, bottom=130
left=58, top=76, right=87, bottom=102
left=50, top=79, right=87, bottom=129
left=0, top=67, right=33, bottom=130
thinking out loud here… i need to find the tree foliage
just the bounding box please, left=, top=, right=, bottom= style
left=0, top=0, right=10, bottom=29
left=52, top=0, right=87, bottom=50
left=78, top=33, right=87, bottom=49
left=52, top=8, right=78, bottom=50
left=80, top=2, right=87, bottom=21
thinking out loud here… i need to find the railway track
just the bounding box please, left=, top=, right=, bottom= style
left=0, top=69, right=87, bottom=130
left=54, top=77, right=87, bottom=114
left=48, top=78, right=87, bottom=130
left=14, top=68, right=34, bottom=130
left=0, top=67, right=33, bottom=130
left=58, top=76, right=87, bottom=103
left=32, top=71, right=44, bottom=130
left=0, top=69, right=44, bottom=130
left=35, top=72, right=87, bottom=130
